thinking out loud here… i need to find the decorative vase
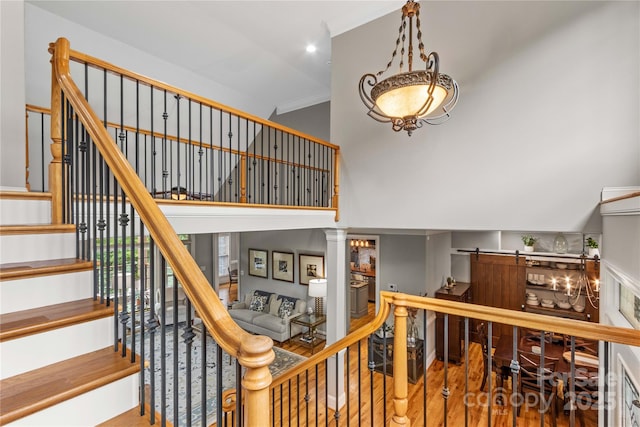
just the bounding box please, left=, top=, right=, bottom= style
left=588, top=248, right=600, bottom=258
left=524, top=245, right=534, bottom=252
left=554, top=233, right=568, bottom=254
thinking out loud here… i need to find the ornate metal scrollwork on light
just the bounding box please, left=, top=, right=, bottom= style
left=359, top=1, right=459, bottom=136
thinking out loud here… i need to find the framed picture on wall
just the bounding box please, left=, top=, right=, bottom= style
left=299, top=254, right=324, bottom=285
left=272, top=251, right=294, bottom=283
left=248, top=248, right=268, bottom=278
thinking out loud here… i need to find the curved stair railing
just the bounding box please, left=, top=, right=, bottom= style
left=49, top=37, right=275, bottom=426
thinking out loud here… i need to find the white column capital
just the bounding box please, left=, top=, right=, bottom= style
left=324, top=228, right=348, bottom=242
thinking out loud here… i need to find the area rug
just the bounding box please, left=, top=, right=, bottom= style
left=128, top=324, right=305, bottom=426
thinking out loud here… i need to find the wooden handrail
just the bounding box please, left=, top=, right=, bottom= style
left=272, top=290, right=640, bottom=388
left=600, top=191, right=640, bottom=205
left=50, top=37, right=274, bottom=425
left=26, top=104, right=333, bottom=174
left=65, top=48, right=338, bottom=151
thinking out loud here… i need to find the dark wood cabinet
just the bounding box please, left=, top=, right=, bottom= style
left=435, top=282, right=472, bottom=364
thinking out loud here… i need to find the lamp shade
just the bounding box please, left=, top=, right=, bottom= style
left=308, top=278, right=327, bottom=298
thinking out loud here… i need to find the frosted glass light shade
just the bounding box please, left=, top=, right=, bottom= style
left=375, top=83, right=447, bottom=118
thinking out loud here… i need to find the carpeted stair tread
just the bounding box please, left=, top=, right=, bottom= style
left=0, top=257, right=93, bottom=281
left=0, top=298, right=112, bottom=342
left=0, top=224, right=76, bottom=235
left=0, top=346, right=140, bottom=425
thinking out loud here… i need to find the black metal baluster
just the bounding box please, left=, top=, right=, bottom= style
left=443, top=313, right=450, bottom=427
left=188, top=99, right=192, bottom=198
left=267, top=126, right=271, bottom=205
left=227, top=115, right=232, bottom=202
left=198, top=103, right=203, bottom=199
left=138, top=221, right=146, bottom=415
left=324, top=359, right=329, bottom=427
left=511, top=325, right=519, bottom=427
left=175, top=95, right=181, bottom=198
left=305, top=370, right=310, bottom=426
left=150, top=86, right=156, bottom=196
left=129, top=197, right=135, bottom=363
left=236, top=359, right=243, bottom=427
left=172, top=284, right=179, bottom=425
left=162, top=90, right=168, bottom=198
left=200, top=326, right=207, bottom=427
left=486, top=321, right=493, bottom=426
left=368, top=335, right=375, bottom=425
left=160, top=256, right=167, bottom=426
left=183, top=299, right=195, bottom=426
left=148, top=239, right=158, bottom=424
left=603, top=340, right=609, bottom=423
left=423, top=310, right=428, bottom=427
left=540, top=329, right=546, bottom=427
left=97, top=150, right=105, bottom=302
left=216, top=343, right=223, bottom=427
left=218, top=110, right=222, bottom=202
left=570, top=335, right=576, bottom=427
left=464, top=317, right=469, bottom=426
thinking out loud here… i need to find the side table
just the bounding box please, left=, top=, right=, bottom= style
left=289, top=313, right=326, bottom=354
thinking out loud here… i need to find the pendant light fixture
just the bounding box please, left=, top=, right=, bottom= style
left=358, top=0, right=459, bottom=136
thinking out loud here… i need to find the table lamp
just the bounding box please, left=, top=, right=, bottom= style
left=308, top=278, right=327, bottom=315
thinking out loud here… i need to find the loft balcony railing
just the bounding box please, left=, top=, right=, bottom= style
left=30, top=42, right=339, bottom=219
left=46, top=37, right=639, bottom=427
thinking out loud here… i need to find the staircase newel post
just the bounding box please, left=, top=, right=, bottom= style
left=48, top=38, right=68, bottom=224
left=239, top=335, right=275, bottom=426
left=391, top=296, right=411, bottom=427
left=240, top=153, right=247, bottom=203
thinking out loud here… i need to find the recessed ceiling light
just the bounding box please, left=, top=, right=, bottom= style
left=306, top=44, right=317, bottom=53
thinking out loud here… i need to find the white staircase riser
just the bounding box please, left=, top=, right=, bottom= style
left=0, top=232, right=76, bottom=264
left=5, top=374, right=140, bottom=426
left=0, top=270, right=93, bottom=314
left=0, top=316, right=114, bottom=380
left=0, top=198, right=51, bottom=225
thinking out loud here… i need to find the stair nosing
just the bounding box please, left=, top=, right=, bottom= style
left=0, top=299, right=114, bottom=342
left=0, top=191, right=52, bottom=201
left=0, top=258, right=94, bottom=281
left=0, top=345, right=140, bottom=425
left=0, top=224, right=76, bottom=235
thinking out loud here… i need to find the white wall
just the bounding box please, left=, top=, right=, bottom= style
left=0, top=0, right=26, bottom=190
left=23, top=3, right=275, bottom=122
left=331, top=1, right=639, bottom=232
left=600, top=192, right=640, bottom=426
left=239, top=229, right=327, bottom=305
left=378, top=234, right=426, bottom=295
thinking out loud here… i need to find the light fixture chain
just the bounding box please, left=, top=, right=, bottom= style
left=376, top=15, right=407, bottom=77
left=415, top=9, right=428, bottom=64
left=400, top=20, right=406, bottom=72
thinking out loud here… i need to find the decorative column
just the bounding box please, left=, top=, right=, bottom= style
left=324, top=228, right=348, bottom=411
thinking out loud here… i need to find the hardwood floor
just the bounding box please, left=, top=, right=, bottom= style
left=220, top=287, right=596, bottom=426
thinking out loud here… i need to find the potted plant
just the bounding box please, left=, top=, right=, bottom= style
left=521, top=234, right=536, bottom=252
left=586, top=237, right=599, bottom=257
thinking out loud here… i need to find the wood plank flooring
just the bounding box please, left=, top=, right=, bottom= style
left=108, top=284, right=597, bottom=426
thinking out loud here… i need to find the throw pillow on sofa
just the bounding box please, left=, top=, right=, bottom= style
left=249, top=294, right=269, bottom=312
left=278, top=296, right=298, bottom=319
left=269, top=298, right=282, bottom=316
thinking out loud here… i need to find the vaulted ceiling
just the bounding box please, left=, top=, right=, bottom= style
left=29, top=1, right=605, bottom=115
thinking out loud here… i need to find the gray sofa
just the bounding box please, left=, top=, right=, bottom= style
left=229, top=290, right=307, bottom=343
